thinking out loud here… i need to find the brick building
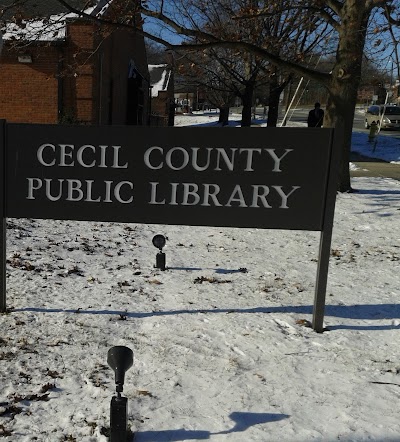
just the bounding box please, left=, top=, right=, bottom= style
left=0, top=0, right=150, bottom=125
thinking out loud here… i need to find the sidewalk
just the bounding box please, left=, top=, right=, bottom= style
left=350, top=152, right=400, bottom=181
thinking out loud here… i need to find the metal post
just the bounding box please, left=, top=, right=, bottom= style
left=110, top=394, right=128, bottom=442
left=312, top=129, right=342, bottom=333
left=280, top=78, right=303, bottom=127
left=107, top=346, right=133, bottom=441
left=0, top=120, right=6, bottom=313
left=313, top=228, right=333, bottom=333
left=156, top=252, right=166, bottom=271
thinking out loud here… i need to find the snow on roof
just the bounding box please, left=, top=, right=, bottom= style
left=1, top=0, right=113, bottom=42
left=149, top=64, right=171, bottom=97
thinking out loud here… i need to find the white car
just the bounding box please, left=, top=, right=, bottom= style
left=365, top=105, right=400, bottom=129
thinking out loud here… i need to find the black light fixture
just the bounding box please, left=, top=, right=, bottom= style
left=152, top=234, right=166, bottom=270
left=107, top=346, right=133, bottom=442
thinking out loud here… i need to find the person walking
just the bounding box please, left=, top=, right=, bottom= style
left=307, top=102, right=324, bottom=127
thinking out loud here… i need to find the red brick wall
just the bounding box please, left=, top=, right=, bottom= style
left=0, top=22, right=98, bottom=125
left=0, top=45, right=60, bottom=123
left=0, top=19, right=149, bottom=126
left=63, top=21, right=96, bottom=124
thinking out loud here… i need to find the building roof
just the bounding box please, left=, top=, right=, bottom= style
left=149, top=64, right=171, bottom=97
left=0, top=0, right=113, bottom=41
left=0, top=1, right=90, bottom=18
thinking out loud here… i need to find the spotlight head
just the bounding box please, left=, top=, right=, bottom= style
left=152, top=234, right=166, bottom=251
left=107, top=346, right=133, bottom=392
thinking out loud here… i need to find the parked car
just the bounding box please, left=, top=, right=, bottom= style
left=365, top=105, right=400, bottom=129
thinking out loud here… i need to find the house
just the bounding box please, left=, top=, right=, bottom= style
left=0, top=0, right=150, bottom=125
left=149, top=63, right=174, bottom=126
left=174, top=82, right=207, bottom=113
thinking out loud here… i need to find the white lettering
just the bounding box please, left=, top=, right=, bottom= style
left=27, top=178, right=134, bottom=203
left=85, top=180, right=101, bottom=202
left=114, top=181, right=134, bottom=203
left=104, top=180, right=113, bottom=202
left=99, top=146, right=108, bottom=168
left=166, top=147, right=189, bottom=171
left=192, top=148, right=212, bottom=171
left=112, top=146, right=128, bottom=169
left=144, top=146, right=163, bottom=170
left=170, top=182, right=179, bottom=205
left=265, top=149, right=293, bottom=172
left=182, top=183, right=200, bottom=205
left=77, top=145, right=96, bottom=168
left=27, top=178, right=42, bottom=199
left=59, top=144, right=74, bottom=167
left=146, top=182, right=300, bottom=208
left=45, top=178, right=63, bottom=201
left=142, top=146, right=294, bottom=173
left=202, top=184, right=222, bottom=206
left=66, top=179, right=84, bottom=201
left=149, top=182, right=165, bottom=204
left=215, top=148, right=237, bottom=171
left=37, top=144, right=56, bottom=167
left=272, top=185, right=300, bottom=208
left=239, top=148, right=262, bottom=171
left=250, top=185, right=272, bottom=208
left=226, top=184, right=247, bottom=207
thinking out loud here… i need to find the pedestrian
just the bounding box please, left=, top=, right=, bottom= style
left=307, top=102, right=324, bottom=127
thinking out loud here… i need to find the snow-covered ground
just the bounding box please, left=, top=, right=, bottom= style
left=0, top=113, right=399, bottom=441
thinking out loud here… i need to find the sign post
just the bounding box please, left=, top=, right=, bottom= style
left=0, top=120, right=6, bottom=313
left=312, top=130, right=342, bottom=332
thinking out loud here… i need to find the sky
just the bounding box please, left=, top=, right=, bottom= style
left=0, top=113, right=399, bottom=442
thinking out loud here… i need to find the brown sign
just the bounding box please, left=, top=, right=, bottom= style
left=6, top=124, right=334, bottom=230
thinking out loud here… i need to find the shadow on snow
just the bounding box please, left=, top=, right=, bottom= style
left=13, top=303, right=400, bottom=331
left=134, top=412, right=289, bottom=441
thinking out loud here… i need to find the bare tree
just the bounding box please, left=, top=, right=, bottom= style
left=173, top=0, right=329, bottom=127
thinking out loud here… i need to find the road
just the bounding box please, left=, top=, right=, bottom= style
left=278, top=104, right=400, bottom=134
left=230, top=106, right=400, bottom=181
left=271, top=106, right=400, bottom=181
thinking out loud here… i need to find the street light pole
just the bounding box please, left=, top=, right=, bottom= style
left=391, top=59, right=394, bottom=87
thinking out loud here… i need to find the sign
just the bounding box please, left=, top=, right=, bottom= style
left=1, top=123, right=340, bottom=332
left=6, top=125, right=333, bottom=230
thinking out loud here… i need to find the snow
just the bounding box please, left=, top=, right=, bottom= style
left=1, top=2, right=112, bottom=42
left=149, top=65, right=170, bottom=98
left=2, top=14, right=71, bottom=41
left=0, top=113, right=400, bottom=441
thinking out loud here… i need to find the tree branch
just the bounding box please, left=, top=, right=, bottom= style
left=232, top=3, right=340, bottom=31
left=383, top=2, right=400, bottom=26
left=169, top=40, right=331, bottom=87
left=140, top=5, right=220, bottom=42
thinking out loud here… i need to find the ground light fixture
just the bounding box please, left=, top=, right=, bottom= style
left=152, top=234, right=166, bottom=270
left=107, top=346, right=134, bottom=442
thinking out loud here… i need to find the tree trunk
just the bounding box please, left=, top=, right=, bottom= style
left=267, top=78, right=282, bottom=127
left=324, top=92, right=355, bottom=192
left=218, top=106, right=230, bottom=126
left=241, top=82, right=254, bottom=127
left=324, top=3, right=369, bottom=192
